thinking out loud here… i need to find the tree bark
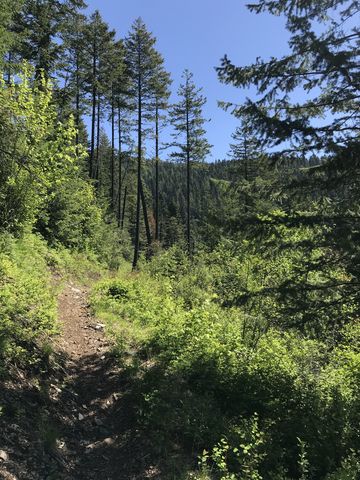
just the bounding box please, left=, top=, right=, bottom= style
left=95, top=96, right=101, bottom=182
left=75, top=53, right=80, bottom=153
left=90, top=39, right=97, bottom=178
left=186, top=82, right=191, bottom=256
left=111, top=85, right=115, bottom=206
left=140, top=179, right=152, bottom=248
left=155, top=101, right=160, bottom=241
left=132, top=48, right=142, bottom=270
left=121, top=186, right=127, bottom=230
left=117, top=104, right=122, bottom=227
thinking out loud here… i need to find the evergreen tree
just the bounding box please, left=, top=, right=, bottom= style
left=0, top=0, right=23, bottom=80
left=217, top=0, right=360, bottom=333
left=125, top=17, right=165, bottom=268
left=84, top=10, right=115, bottom=180
left=150, top=67, right=171, bottom=242
left=105, top=40, right=128, bottom=209
left=169, top=69, right=212, bottom=254
left=217, top=0, right=359, bottom=162
left=11, top=0, right=86, bottom=80
left=112, top=40, right=134, bottom=227
left=59, top=10, right=88, bottom=137
left=228, top=127, right=259, bottom=182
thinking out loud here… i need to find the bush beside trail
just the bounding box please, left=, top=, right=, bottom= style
left=91, top=248, right=360, bottom=480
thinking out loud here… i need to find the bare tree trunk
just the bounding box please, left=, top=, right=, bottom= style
left=244, top=135, right=248, bottom=214
left=186, top=88, right=191, bottom=256
left=121, top=186, right=127, bottom=230
left=95, top=96, right=101, bottom=182
left=90, top=40, right=97, bottom=178
left=75, top=54, right=80, bottom=154
left=132, top=57, right=142, bottom=270
left=155, top=101, right=160, bottom=241
left=117, top=104, right=122, bottom=226
left=110, top=85, right=115, bottom=207
left=140, top=179, right=152, bottom=248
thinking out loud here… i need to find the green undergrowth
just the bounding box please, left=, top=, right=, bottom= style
left=0, top=232, right=107, bottom=373
left=91, top=248, right=360, bottom=480
left=0, top=233, right=58, bottom=371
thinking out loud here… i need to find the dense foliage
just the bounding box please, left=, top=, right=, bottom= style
left=91, top=246, right=360, bottom=479
left=0, top=234, right=57, bottom=369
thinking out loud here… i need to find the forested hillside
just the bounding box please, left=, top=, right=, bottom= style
left=0, top=0, right=359, bottom=479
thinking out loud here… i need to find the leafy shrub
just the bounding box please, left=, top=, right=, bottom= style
left=198, top=414, right=266, bottom=480
left=0, top=65, right=79, bottom=234
left=0, top=234, right=58, bottom=369
left=92, top=251, right=360, bottom=479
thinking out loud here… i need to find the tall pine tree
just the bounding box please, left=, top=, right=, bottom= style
left=125, top=18, right=165, bottom=268
left=217, top=0, right=360, bottom=334
left=84, top=10, right=115, bottom=180
left=151, top=67, right=171, bottom=242
left=169, top=69, right=211, bottom=254
left=11, top=0, right=86, bottom=80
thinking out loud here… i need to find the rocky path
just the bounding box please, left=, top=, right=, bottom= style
left=0, top=281, right=154, bottom=480
left=50, top=282, right=127, bottom=479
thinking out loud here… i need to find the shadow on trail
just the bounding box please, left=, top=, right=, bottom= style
left=0, top=352, right=169, bottom=480
left=0, top=281, right=192, bottom=480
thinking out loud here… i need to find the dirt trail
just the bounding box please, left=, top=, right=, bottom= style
left=0, top=281, right=156, bottom=480
left=52, top=282, right=127, bottom=479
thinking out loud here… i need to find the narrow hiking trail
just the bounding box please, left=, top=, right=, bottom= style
left=51, top=282, right=128, bottom=479
left=0, top=281, right=159, bottom=480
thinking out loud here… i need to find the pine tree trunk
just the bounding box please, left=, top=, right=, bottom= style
left=95, top=96, right=101, bottom=182
left=132, top=62, right=142, bottom=270
left=244, top=136, right=248, bottom=214
left=186, top=93, right=191, bottom=256
left=244, top=136, right=248, bottom=182
left=90, top=40, right=97, bottom=178
left=121, top=186, right=127, bottom=230
left=140, top=179, right=152, bottom=248
left=75, top=54, right=80, bottom=152
left=111, top=85, right=115, bottom=207
left=117, top=104, right=122, bottom=227
left=155, top=101, right=160, bottom=241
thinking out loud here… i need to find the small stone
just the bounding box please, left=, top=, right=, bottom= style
left=103, top=437, right=114, bottom=446
left=0, top=450, right=9, bottom=462
left=94, top=418, right=103, bottom=426
left=71, top=287, right=82, bottom=294
left=50, top=384, right=62, bottom=393
left=85, top=443, right=96, bottom=453
left=78, top=413, right=84, bottom=421
left=0, top=470, right=17, bottom=480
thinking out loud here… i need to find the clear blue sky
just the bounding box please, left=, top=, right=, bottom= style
left=85, top=0, right=290, bottom=160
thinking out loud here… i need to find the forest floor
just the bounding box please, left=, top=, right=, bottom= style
left=0, top=280, right=164, bottom=480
